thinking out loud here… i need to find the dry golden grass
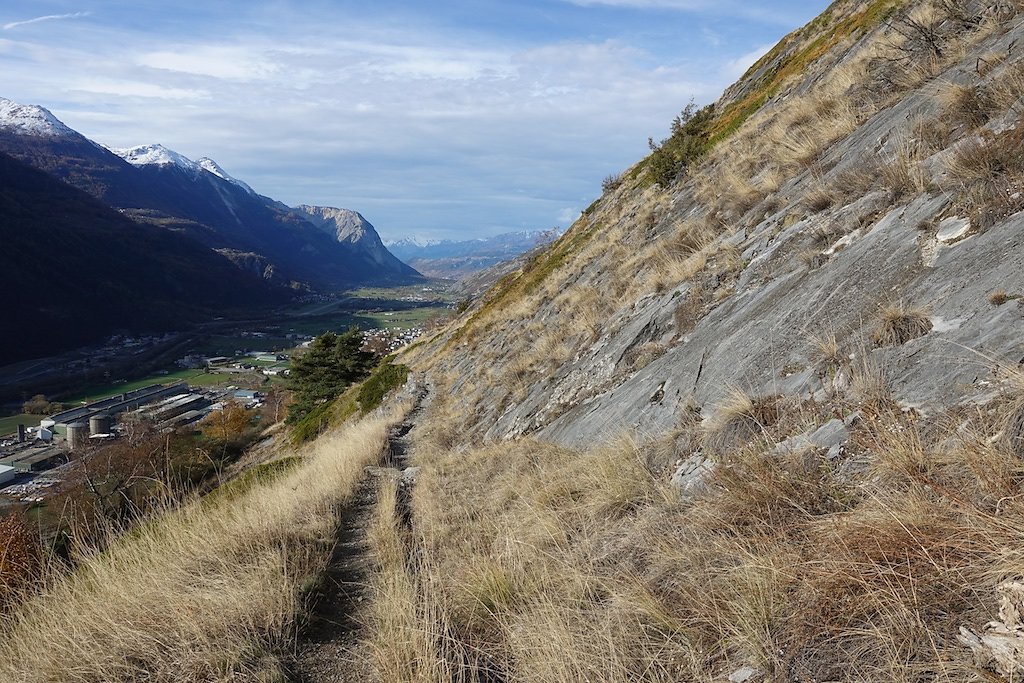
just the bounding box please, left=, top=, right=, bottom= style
left=0, top=412, right=403, bottom=682
left=942, top=81, right=998, bottom=131
left=808, top=329, right=844, bottom=377
left=871, top=301, right=933, bottom=347
left=364, top=372, right=1024, bottom=682
left=944, top=126, right=1024, bottom=229
left=701, top=388, right=784, bottom=454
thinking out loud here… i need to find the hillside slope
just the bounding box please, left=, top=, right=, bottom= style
left=388, top=1, right=1024, bottom=680
left=409, top=0, right=1024, bottom=446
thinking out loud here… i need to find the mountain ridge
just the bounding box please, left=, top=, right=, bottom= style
left=0, top=98, right=420, bottom=290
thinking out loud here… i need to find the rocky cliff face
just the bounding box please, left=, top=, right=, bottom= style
left=405, top=0, right=1024, bottom=448
left=292, top=205, right=422, bottom=282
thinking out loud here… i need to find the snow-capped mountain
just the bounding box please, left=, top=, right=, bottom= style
left=197, top=156, right=255, bottom=194
left=109, top=144, right=256, bottom=195
left=0, top=95, right=422, bottom=289
left=0, top=96, right=76, bottom=137
left=110, top=143, right=199, bottom=171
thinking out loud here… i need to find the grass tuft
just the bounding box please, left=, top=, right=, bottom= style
left=702, top=388, right=783, bottom=453
left=871, top=302, right=932, bottom=347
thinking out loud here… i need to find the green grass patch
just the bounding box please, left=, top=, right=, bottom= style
left=207, top=456, right=302, bottom=502
left=66, top=368, right=223, bottom=404
left=358, top=363, right=410, bottom=414
left=363, top=305, right=449, bottom=329
left=0, top=414, right=44, bottom=437
left=709, top=0, right=905, bottom=143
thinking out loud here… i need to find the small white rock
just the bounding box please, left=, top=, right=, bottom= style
left=729, top=665, right=760, bottom=683
left=936, top=216, right=971, bottom=243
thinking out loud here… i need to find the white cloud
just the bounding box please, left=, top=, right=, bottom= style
left=70, top=78, right=208, bottom=100
left=720, top=43, right=774, bottom=81
left=557, top=207, right=581, bottom=224
left=3, top=11, right=91, bottom=31
left=138, top=46, right=277, bottom=80
left=0, top=3, right=809, bottom=240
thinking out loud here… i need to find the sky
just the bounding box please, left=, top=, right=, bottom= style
left=0, top=1, right=830, bottom=241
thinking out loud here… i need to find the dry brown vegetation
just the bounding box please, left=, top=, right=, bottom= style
left=871, top=301, right=933, bottom=346
left=366, top=373, right=1024, bottom=682
left=0, top=411, right=404, bottom=682
left=381, top=5, right=1024, bottom=679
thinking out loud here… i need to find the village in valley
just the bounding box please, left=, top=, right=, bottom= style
left=0, top=285, right=452, bottom=512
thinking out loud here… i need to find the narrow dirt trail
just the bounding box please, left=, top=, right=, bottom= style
left=286, top=387, right=425, bottom=683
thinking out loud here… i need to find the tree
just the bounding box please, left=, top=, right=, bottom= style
left=200, top=404, right=253, bottom=459
left=22, top=394, right=63, bottom=415
left=287, top=329, right=374, bottom=423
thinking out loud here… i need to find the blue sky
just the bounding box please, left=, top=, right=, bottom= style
left=0, top=1, right=830, bottom=240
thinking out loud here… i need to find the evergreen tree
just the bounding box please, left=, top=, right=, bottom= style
left=287, top=329, right=374, bottom=423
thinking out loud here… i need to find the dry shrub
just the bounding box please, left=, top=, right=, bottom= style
left=702, top=389, right=783, bottom=453
left=871, top=301, right=933, bottom=347
left=808, top=330, right=844, bottom=377
left=988, top=289, right=1010, bottom=305
left=942, top=82, right=997, bottom=130
left=0, top=513, right=42, bottom=613
left=802, top=180, right=835, bottom=214
left=1003, top=398, right=1024, bottom=458
left=945, top=126, right=1024, bottom=228
left=880, top=137, right=931, bottom=200
left=669, top=218, right=716, bottom=256
left=708, top=447, right=850, bottom=530
left=989, top=61, right=1024, bottom=112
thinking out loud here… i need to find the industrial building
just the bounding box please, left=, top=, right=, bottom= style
left=141, top=392, right=212, bottom=431
left=0, top=464, right=15, bottom=486
left=46, top=383, right=189, bottom=439
left=0, top=444, right=66, bottom=472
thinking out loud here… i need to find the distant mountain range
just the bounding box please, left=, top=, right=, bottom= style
left=0, top=95, right=421, bottom=361
left=0, top=149, right=281, bottom=360
left=386, top=230, right=559, bottom=279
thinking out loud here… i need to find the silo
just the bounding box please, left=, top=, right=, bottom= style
left=67, top=422, right=89, bottom=451
left=90, top=413, right=112, bottom=435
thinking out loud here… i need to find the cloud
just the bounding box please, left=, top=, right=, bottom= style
left=557, top=207, right=582, bottom=224
left=559, top=0, right=805, bottom=25
left=0, top=1, right=820, bottom=240
left=720, top=43, right=774, bottom=81
left=3, top=11, right=91, bottom=31
left=70, top=78, right=208, bottom=100
left=138, top=46, right=278, bottom=80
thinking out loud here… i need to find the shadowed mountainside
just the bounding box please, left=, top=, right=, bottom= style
left=0, top=150, right=280, bottom=361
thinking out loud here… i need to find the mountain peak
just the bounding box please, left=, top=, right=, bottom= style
left=291, top=204, right=421, bottom=280
left=0, top=96, right=76, bottom=138
left=197, top=157, right=255, bottom=194
left=109, top=143, right=200, bottom=173
left=292, top=205, right=373, bottom=243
